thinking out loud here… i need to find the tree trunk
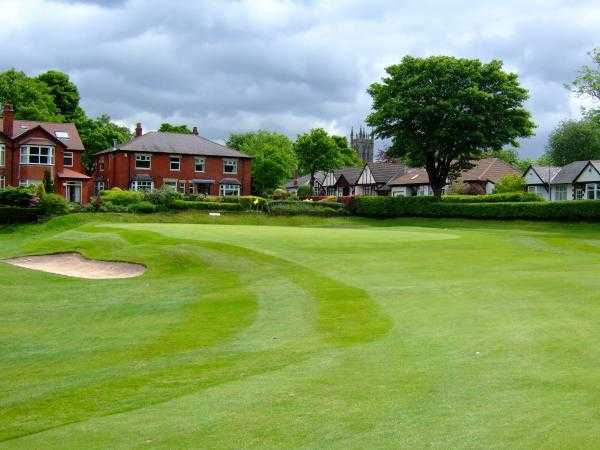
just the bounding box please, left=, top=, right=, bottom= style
left=425, top=159, right=448, bottom=199
left=309, top=171, right=315, bottom=193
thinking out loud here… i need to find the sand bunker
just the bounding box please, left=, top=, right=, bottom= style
left=2, top=253, right=145, bottom=279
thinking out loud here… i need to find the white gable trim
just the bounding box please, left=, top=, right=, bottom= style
left=322, top=171, right=338, bottom=188
left=357, top=164, right=375, bottom=185
left=523, top=167, right=544, bottom=185
left=575, top=162, right=600, bottom=183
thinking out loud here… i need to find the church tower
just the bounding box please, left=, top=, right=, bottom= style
left=350, top=126, right=374, bottom=163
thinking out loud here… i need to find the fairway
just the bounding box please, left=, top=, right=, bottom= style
left=2, top=214, right=600, bottom=448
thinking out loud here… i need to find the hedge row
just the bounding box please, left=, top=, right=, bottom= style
left=268, top=200, right=345, bottom=210
left=0, top=206, right=41, bottom=223
left=443, top=192, right=543, bottom=203
left=349, top=196, right=600, bottom=221
left=171, top=200, right=244, bottom=211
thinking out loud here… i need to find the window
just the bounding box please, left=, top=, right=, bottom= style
left=586, top=183, right=600, bottom=200
left=169, top=155, right=180, bottom=171
left=223, top=158, right=237, bottom=174
left=163, top=180, right=177, bottom=190
left=178, top=181, right=186, bottom=192
left=135, top=153, right=151, bottom=169
left=528, top=185, right=546, bottom=197
left=55, top=131, right=69, bottom=139
left=417, top=185, right=432, bottom=196
left=392, top=187, right=407, bottom=197
left=95, top=181, right=105, bottom=194
left=0, top=175, right=5, bottom=189
left=0, top=144, right=4, bottom=166
left=554, top=185, right=567, bottom=201
left=220, top=183, right=240, bottom=196
left=19, top=179, right=42, bottom=187
left=20, top=146, right=54, bottom=165
left=63, top=151, right=73, bottom=167
left=576, top=188, right=585, bottom=200
left=195, top=157, right=205, bottom=172
left=131, top=180, right=153, bottom=191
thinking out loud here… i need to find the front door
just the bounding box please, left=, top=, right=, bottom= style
left=65, top=182, right=82, bottom=203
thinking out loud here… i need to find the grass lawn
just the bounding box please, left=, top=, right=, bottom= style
left=2, top=212, right=600, bottom=448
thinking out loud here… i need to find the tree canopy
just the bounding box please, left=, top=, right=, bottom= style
left=75, top=114, right=132, bottom=168
left=158, top=123, right=193, bottom=134
left=331, top=135, right=363, bottom=167
left=227, top=130, right=296, bottom=194
left=544, top=115, right=600, bottom=166
left=36, top=70, right=80, bottom=120
left=569, top=47, right=600, bottom=101
left=294, top=128, right=342, bottom=189
left=367, top=55, right=535, bottom=196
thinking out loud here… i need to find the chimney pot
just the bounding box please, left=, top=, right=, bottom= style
left=192, top=126, right=198, bottom=135
left=135, top=122, right=143, bottom=137
left=2, top=103, right=14, bottom=137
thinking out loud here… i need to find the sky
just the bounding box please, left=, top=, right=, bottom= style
left=1, top=0, right=599, bottom=158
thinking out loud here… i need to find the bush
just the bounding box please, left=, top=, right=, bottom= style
left=495, top=174, right=525, bottom=193
left=38, top=194, right=69, bottom=215
left=130, top=201, right=157, bottom=213
left=319, top=195, right=337, bottom=202
left=143, top=186, right=183, bottom=209
left=350, top=196, right=600, bottom=221
left=269, top=200, right=344, bottom=210
left=272, top=188, right=290, bottom=200
left=43, top=169, right=55, bottom=193
left=171, top=200, right=244, bottom=211
left=297, top=185, right=313, bottom=200
left=268, top=200, right=346, bottom=216
left=100, top=188, right=143, bottom=206
left=443, top=192, right=543, bottom=203
left=98, top=201, right=130, bottom=213
left=0, top=187, right=37, bottom=207
left=238, top=195, right=268, bottom=211
left=0, top=206, right=41, bottom=223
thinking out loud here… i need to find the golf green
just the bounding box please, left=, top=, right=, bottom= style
left=2, top=213, right=600, bottom=448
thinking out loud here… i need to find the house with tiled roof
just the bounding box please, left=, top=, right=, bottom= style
left=0, top=103, right=92, bottom=203
left=355, top=162, right=407, bottom=195
left=523, top=160, right=600, bottom=201
left=93, top=123, right=252, bottom=196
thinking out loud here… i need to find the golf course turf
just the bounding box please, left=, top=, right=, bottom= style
left=2, top=213, right=600, bottom=448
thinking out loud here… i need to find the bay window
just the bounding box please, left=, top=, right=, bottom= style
left=135, top=153, right=151, bottom=169
left=131, top=180, right=153, bottom=191
left=223, top=158, right=237, bottom=174
left=20, top=146, right=54, bottom=165
left=219, top=183, right=240, bottom=196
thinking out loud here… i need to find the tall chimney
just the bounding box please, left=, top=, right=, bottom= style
left=2, top=104, right=14, bottom=137
left=135, top=122, right=143, bottom=137
left=192, top=126, right=198, bottom=135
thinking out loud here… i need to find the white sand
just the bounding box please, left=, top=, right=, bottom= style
left=2, top=252, right=145, bottom=279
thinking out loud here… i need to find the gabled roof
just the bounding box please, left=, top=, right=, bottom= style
left=96, top=131, right=250, bottom=158
left=460, top=157, right=519, bottom=183
left=335, top=166, right=363, bottom=186
left=285, top=171, right=327, bottom=189
left=366, top=162, right=407, bottom=184
left=550, top=160, right=589, bottom=184
left=0, top=118, right=84, bottom=150
left=527, top=165, right=562, bottom=184
left=387, top=168, right=429, bottom=186
left=57, top=168, right=90, bottom=180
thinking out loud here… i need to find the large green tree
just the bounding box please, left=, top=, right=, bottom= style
left=331, top=135, right=363, bottom=167
left=36, top=70, right=80, bottom=120
left=0, top=69, right=63, bottom=122
left=294, top=128, right=341, bottom=189
left=569, top=47, right=600, bottom=101
left=227, top=130, right=296, bottom=194
left=75, top=114, right=132, bottom=169
left=544, top=117, right=600, bottom=165
left=158, top=123, right=192, bottom=134
left=367, top=56, right=535, bottom=197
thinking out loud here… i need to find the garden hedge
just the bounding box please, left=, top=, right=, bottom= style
left=0, top=206, right=41, bottom=224
left=443, top=192, right=543, bottom=203
left=171, top=200, right=244, bottom=211
left=349, top=196, right=600, bottom=221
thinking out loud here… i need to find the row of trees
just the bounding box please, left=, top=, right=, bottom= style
left=0, top=69, right=131, bottom=168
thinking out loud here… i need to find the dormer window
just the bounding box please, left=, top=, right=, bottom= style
left=55, top=131, right=70, bottom=139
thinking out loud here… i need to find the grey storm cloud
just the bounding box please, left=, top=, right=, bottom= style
left=2, top=0, right=600, bottom=157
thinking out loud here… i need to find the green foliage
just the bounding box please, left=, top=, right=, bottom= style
left=268, top=200, right=346, bottom=216
left=544, top=117, right=600, bottom=165
left=0, top=69, right=63, bottom=122
left=143, top=186, right=183, bottom=209
left=35, top=183, right=46, bottom=199
left=238, top=196, right=268, bottom=211
left=294, top=128, right=342, bottom=188
left=271, top=188, right=291, bottom=200
left=332, top=135, right=362, bottom=167
left=296, top=185, right=313, bottom=200
left=99, top=188, right=143, bottom=206
left=0, top=186, right=37, bottom=207
left=569, top=47, right=600, bottom=101
left=43, top=170, right=55, bottom=194
left=0, top=206, right=40, bottom=223
left=367, top=56, right=535, bottom=196
left=171, top=200, right=244, bottom=211
left=443, top=192, right=543, bottom=203
left=494, top=174, right=525, bottom=193
left=75, top=113, right=132, bottom=169
left=38, top=193, right=69, bottom=215
left=129, top=201, right=157, bottom=214
left=36, top=70, right=80, bottom=119
left=447, top=179, right=469, bottom=195
left=158, top=123, right=193, bottom=134
left=228, top=130, right=297, bottom=194
left=482, top=147, right=533, bottom=171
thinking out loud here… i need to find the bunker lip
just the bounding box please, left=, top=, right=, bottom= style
left=2, top=252, right=146, bottom=279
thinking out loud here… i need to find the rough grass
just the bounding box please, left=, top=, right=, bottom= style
left=2, top=212, right=600, bottom=448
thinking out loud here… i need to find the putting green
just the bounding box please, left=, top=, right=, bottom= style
left=2, top=214, right=600, bottom=449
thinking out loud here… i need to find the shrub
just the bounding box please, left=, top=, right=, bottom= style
left=272, top=188, right=290, bottom=200
left=100, top=188, right=143, bottom=206
left=447, top=179, right=469, bottom=195
left=443, top=192, right=543, bottom=203
left=238, top=196, right=268, bottom=211
left=143, top=186, right=183, bottom=209
left=495, top=174, right=525, bottom=193
left=269, top=200, right=344, bottom=210
left=319, top=195, right=337, bottom=202
left=38, top=194, right=69, bottom=215
left=43, top=169, right=55, bottom=193
left=171, top=200, right=244, bottom=211
left=0, top=206, right=41, bottom=223
left=36, top=183, right=46, bottom=199
left=130, top=201, right=157, bottom=213
left=0, top=187, right=37, bottom=207
left=268, top=200, right=346, bottom=216
left=349, top=196, right=600, bottom=221
left=219, top=196, right=241, bottom=204
left=98, top=201, right=130, bottom=213
left=297, top=185, right=313, bottom=200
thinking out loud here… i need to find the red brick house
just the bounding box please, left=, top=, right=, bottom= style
left=0, top=104, right=92, bottom=203
left=93, top=123, right=252, bottom=196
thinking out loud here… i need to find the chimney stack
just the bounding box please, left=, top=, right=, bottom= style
left=135, top=122, right=143, bottom=137
left=192, top=126, right=198, bottom=135
left=2, top=104, right=14, bottom=137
